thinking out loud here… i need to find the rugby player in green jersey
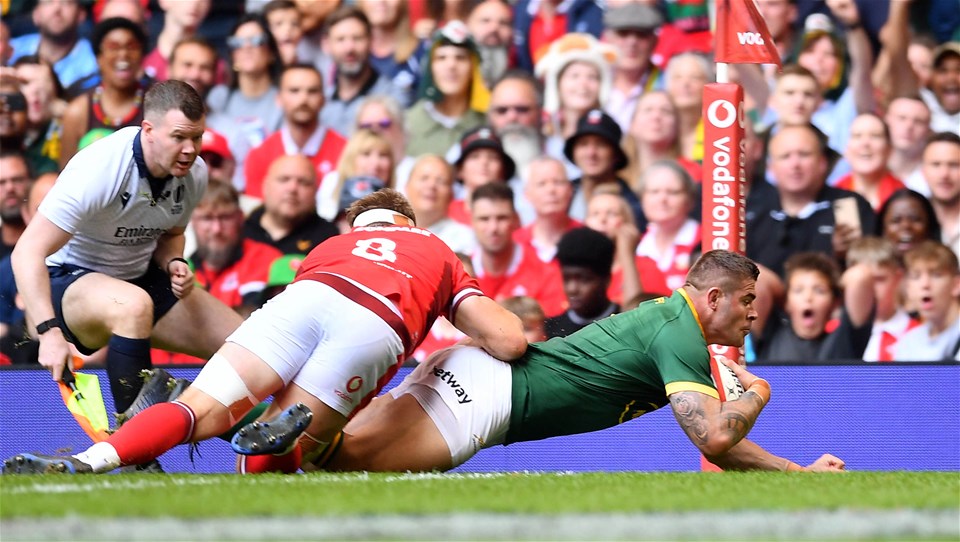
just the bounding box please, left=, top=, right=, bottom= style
left=234, top=249, right=844, bottom=473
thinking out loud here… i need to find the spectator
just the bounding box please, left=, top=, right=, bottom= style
left=584, top=186, right=670, bottom=306
left=356, top=0, right=423, bottom=107
left=908, top=35, right=937, bottom=90
left=243, top=154, right=339, bottom=256
left=746, top=124, right=875, bottom=277
left=892, top=240, right=960, bottom=361
left=206, top=14, right=284, bottom=184
left=637, top=161, right=702, bottom=292
left=465, top=0, right=514, bottom=89
left=354, top=95, right=415, bottom=193
left=875, top=188, right=942, bottom=258
left=142, top=0, right=211, bottom=82
left=0, top=150, right=31, bottom=259
left=469, top=182, right=564, bottom=316
left=199, top=128, right=237, bottom=187
left=512, top=0, right=603, bottom=73
left=244, top=63, right=347, bottom=201
left=167, top=37, right=218, bottom=99
left=847, top=237, right=918, bottom=362
left=835, top=113, right=905, bottom=212
left=564, top=109, right=642, bottom=229
left=602, top=2, right=663, bottom=133
left=499, top=295, right=547, bottom=343
left=317, top=129, right=395, bottom=231
left=448, top=125, right=515, bottom=225
left=621, top=91, right=701, bottom=193
left=404, top=154, right=476, bottom=255
left=664, top=52, right=713, bottom=163
left=514, top=155, right=577, bottom=263
left=885, top=96, right=932, bottom=195
left=545, top=227, right=618, bottom=338
left=406, top=21, right=488, bottom=157
left=921, top=43, right=960, bottom=135
left=59, top=18, right=148, bottom=169
left=8, top=0, right=97, bottom=90
left=921, top=132, right=960, bottom=256
left=11, top=56, right=65, bottom=175
left=292, top=0, right=340, bottom=81
left=485, top=70, right=548, bottom=221
left=535, top=33, right=616, bottom=171
left=189, top=182, right=283, bottom=319
left=263, top=0, right=304, bottom=66
left=754, top=252, right=875, bottom=362
left=320, top=6, right=405, bottom=135
left=0, top=82, right=30, bottom=161
left=756, top=0, right=800, bottom=66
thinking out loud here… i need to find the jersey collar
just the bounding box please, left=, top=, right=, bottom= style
left=133, top=130, right=173, bottom=200
left=676, top=287, right=705, bottom=338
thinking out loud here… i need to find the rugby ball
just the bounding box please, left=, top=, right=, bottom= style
left=710, top=354, right=745, bottom=401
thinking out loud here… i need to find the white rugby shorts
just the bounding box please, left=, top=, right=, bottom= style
left=227, top=280, right=404, bottom=418
left=389, top=345, right=513, bottom=466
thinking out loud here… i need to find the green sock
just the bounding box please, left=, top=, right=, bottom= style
left=218, top=402, right=270, bottom=442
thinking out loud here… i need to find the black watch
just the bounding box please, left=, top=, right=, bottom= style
left=36, top=318, right=61, bottom=335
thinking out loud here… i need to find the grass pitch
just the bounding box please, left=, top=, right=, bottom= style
left=1, top=471, right=958, bottom=541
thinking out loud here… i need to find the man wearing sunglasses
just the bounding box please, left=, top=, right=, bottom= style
left=320, top=6, right=405, bottom=136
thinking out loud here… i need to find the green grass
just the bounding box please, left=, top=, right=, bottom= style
left=1, top=471, right=957, bottom=518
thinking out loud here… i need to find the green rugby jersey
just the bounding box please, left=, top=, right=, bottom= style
left=506, top=289, right=721, bottom=444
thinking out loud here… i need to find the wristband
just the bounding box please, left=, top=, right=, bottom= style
left=747, top=378, right=771, bottom=406
left=785, top=461, right=805, bottom=472
left=36, top=318, right=60, bottom=335
left=166, top=257, right=189, bottom=272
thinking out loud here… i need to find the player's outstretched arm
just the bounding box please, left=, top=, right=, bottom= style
left=669, top=359, right=770, bottom=457
left=451, top=295, right=527, bottom=361
left=708, top=438, right=846, bottom=472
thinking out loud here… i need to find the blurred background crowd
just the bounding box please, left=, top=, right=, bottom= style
left=0, top=0, right=957, bottom=365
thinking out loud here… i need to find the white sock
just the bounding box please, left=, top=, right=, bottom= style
left=73, top=442, right=121, bottom=473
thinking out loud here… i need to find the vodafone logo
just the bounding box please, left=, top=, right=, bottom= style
left=737, top=32, right=765, bottom=45
left=706, top=100, right=738, bottom=129
left=346, top=376, right=363, bottom=393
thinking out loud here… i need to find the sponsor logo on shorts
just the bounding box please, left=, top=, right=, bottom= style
left=346, top=376, right=363, bottom=393
left=431, top=367, right=472, bottom=404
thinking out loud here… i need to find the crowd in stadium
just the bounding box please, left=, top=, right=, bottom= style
left=0, top=0, right=958, bottom=371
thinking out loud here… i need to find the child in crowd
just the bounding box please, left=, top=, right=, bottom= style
left=846, top=237, right=919, bottom=362
left=755, top=252, right=875, bottom=362
left=263, top=0, right=304, bottom=66
left=893, top=240, right=960, bottom=361
left=499, top=296, right=547, bottom=344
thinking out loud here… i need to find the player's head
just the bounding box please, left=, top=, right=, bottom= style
left=783, top=252, right=841, bottom=340
left=141, top=80, right=206, bottom=177
left=685, top=250, right=760, bottom=347
left=347, top=188, right=417, bottom=228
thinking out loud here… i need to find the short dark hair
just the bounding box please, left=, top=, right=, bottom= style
left=686, top=250, right=760, bottom=294
left=783, top=252, right=841, bottom=299
left=345, top=188, right=417, bottom=226
left=281, top=63, right=324, bottom=89
left=262, top=0, right=297, bottom=20
left=169, top=36, right=218, bottom=67
left=470, top=181, right=514, bottom=207
left=556, top=227, right=614, bottom=277
left=323, top=4, right=372, bottom=37
left=91, top=17, right=147, bottom=57
left=144, top=80, right=205, bottom=122
left=491, top=69, right=544, bottom=107
left=924, top=131, right=960, bottom=150
left=0, top=148, right=32, bottom=178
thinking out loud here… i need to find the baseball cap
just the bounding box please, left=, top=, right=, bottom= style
left=603, top=3, right=663, bottom=32
left=932, top=42, right=960, bottom=68
left=200, top=129, right=233, bottom=161
left=455, top=126, right=516, bottom=180
left=339, top=175, right=386, bottom=213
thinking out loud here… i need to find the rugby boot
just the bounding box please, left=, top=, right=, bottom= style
left=3, top=453, right=93, bottom=475
left=231, top=403, right=313, bottom=455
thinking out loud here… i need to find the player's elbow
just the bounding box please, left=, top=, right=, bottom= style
left=698, top=431, right=737, bottom=458
left=487, top=333, right=527, bottom=361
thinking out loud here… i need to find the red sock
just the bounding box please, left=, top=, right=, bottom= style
left=239, top=446, right=302, bottom=474
left=108, top=401, right=195, bottom=466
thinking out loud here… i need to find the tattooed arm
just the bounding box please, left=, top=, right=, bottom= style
left=669, top=386, right=766, bottom=458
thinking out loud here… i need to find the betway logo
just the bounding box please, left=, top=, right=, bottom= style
left=737, top=32, right=765, bottom=45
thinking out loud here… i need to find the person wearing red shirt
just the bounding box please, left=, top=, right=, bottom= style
left=835, top=113, right=905, bottom=212
left=244, top=64, right=347, bottom=200
left=469, top=182, right=565, bottom=316
left=512, top=156, right=579, bottom=262
left=10, top=189, right=527, bottom=476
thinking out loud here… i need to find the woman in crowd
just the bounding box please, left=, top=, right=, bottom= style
left=664, top=52, right=712, bottom=164
left=636, top=160, right=702, bottom=291
left=357, top=0, right=425, bottom=107
left=317, top=128, right=395, bottom=231
left=59, top=18, right=148, bottom=168
left=354, top=95, right=416, bottom=193
left=875, top=188, right=942, bottom=258
left=621, top=90, right=702, bottom=194
left=835, top=113, right=905, bottom=212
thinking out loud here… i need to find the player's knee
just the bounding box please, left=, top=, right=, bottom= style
left=103, top=286, right=154, bottom=329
